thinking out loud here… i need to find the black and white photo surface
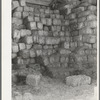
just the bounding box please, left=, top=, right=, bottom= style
left=11, top=0, right=98, bottom=100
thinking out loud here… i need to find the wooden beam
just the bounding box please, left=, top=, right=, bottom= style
left=26, top=0, right=51, bottom=6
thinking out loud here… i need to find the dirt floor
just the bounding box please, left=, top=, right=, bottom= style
left=12, top=77, right=97, bottom=100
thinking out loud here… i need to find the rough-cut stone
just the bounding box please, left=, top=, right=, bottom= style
left=12, top=43, right=19, bottom=53
left=20, top=36, right=33, bottom=44
left=87, top=14, right=96, bottom=20
left=12, top=53, right=17, bottom=59
left=12, top=91, right=22, bottom=100
left=20, top=29, right=27, bottom=37
left=66, top=75, right=91, bottom=87
left=79, top=27, right=93, bottom=35
left=24, top=16, right=34, bottom=24
left=24, top=6, right=30, bottom=12
left=36, top=50, right=42, bottom=56
left=38, top=30, right=44, bottom=36
left=18, top=50, right=30, bottom=58
left=35, top=17, right=40, bottom=22
left=83, top=35, right=96, bottom=43
left=22, top=11, right=29, bottom=18
left=13, top=30, right=21, bottom=40
left=12, top=18, right=23, bottom=26
left=41, top=18, right=47, bottom=24
left=68, top=13, right=76, bottom=19
left=60, top=49, right=71, bottom=55
left=64, top=42, right=70, bottom=49
left=26, top=74, right=41, bottom=87
left=47, top=18, right=52, bottom=26
left=15, top=7, right=23, bottom=12
left=38, top=37, right=45, bottom=44
left=13, top=12, right=22, bottom=18
left=12, top=57, right=24, bottom=64
left=29, top=49, right=36, bottom=58
left=78, top=11, right=92, bottom=18
left=27, top=22, right=37, bottom=30
left=46, top=37, right=60, bottom=45
left=78, top=17, right=86, bottom=23
left=19, top=0, right=26, bottom=6
left=23, top=92, right=33, bottom=100
left=26, top=44, right=32, bottom=50
left=72, top=7, right=85, bottom=14
left=88, top=5, right=97, bottom=11
left=85, top=20, right=97, bottom=28
left=37, top=22, right=43, bottom=29
left=12, top=1, right=19, bottom=10
left=19, top=43, right=26, bottom=50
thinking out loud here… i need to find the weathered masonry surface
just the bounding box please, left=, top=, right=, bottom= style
left=12, top=0, right=97, bottom=79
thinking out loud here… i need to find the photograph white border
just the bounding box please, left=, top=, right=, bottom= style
left=2, top=0, right=99, bottom=100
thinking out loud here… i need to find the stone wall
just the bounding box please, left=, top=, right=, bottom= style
left=12, top=0, right=97, bottom=79
left=60, top=0, right=97, bottom=79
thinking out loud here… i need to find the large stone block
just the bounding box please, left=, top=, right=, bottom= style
left=12, top=43, right=19, bottom=53
left=78, top=22, right=84, bottom=29
left=23, top=92, right=33, bottom=100
left=51, top=26, right=57, bottom=31
left=38, top=37, right=45, bottom=44
left=79, top=27, right=93, bottom=35
left=78, top=17, right=86, bottom=23
left=12, top=57, right=24, bottom=64
left=87, top=14, right=96, bottom=21
left=66, top=75, right=91, bottom=87
left=68, top=13, right=76, bottom=20
left=56, top=26, right=61, bottom=32
left=60, top=56, right=66, bottom=63
left=19, top=43, right=26, bottom=50
left=20, top=29, right=31, bottom=37
left=24, top=16, right=34, bottom=25
left=12, top=1, right=19, bottom=10
left=12, top=91, right=22, bottom=100
left=41, top=18, right=47, bottom=25
left=13, top=12, right=22, bottom=18
left=83, top=35, right=96, bottom=43
left=26, top=44, right=32, bottom=50
left=24, top=6, right=30, bottom=12
left=88, top=5, right=97, bottom=11
left=43, top=57, right=50, bottom=65
left=45, top=9, right=50, bottom=14
left=35, top=17, right=40, bottom=22
left=12, top=53, right=17, bottom=59
left=18, top=50, right=30, bottom=58
left=78, top=11, right=92, bottom=18
left=85, top=20, right=97, bottom=28
left=46, top=37, right=60, bottom=45
left=20, top=36, right=33, bottom=44
left=13, top=29, right=21, bottom=40
left=71, top=31, right=79, bottom=36
left=38, top=30, right=44, bottom=36
left=60, top=49, right=71, bottom=55
left=37, top=22, right=43, bottom=29
left=12, top=18, right=23, bottom=26
left=47, top=18, right=52, bottom=26
left=27, top=22, right=37, bottom=30
left=64, top=42, right=70, bottom=49
left=29, top=49, right=36, bottom=58
left=72, top=7, right=85, bottom=14
left=22, top=11, right=29, bottom=18
left=26, top=74, right=41, bottom=87
left=36, top=50, right=42, bottom=56
left=56, top=14, right=60, bottom=19
left=19, top=0, right=26, bottom=6
left=15, top=7, right=23, bottom=12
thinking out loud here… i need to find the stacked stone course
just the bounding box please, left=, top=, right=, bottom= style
left=12, top=0, right=97, bottom=79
